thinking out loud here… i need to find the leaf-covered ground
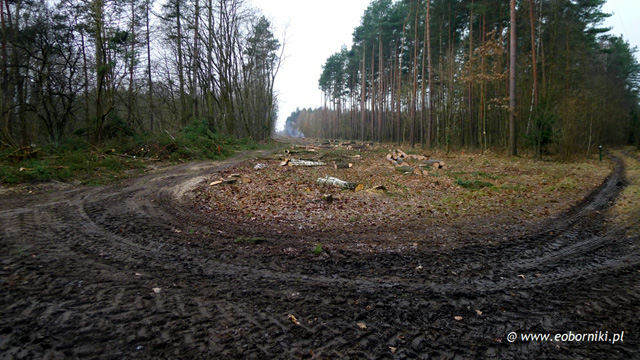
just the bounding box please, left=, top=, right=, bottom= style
left=193, top=142, right=613, bottom=251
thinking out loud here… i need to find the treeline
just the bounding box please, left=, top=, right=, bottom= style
left=289, top=0, right=640, bottom=157
left=0, top=0, right=282, bottom=149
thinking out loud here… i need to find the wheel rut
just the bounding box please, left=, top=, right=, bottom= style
left=1, top=152, right=638, bottom=359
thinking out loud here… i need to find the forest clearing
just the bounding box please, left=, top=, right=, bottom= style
left=1, top=0, right=639, bottom=358
left=1, top=143, right=639, bottom=359
left=195, top=141, right=613, bottom=250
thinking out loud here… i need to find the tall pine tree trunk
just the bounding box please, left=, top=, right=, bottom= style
left=176, top=0, right=186, bottom=126
left=411, top=0, right=419, bottom=148
left=427, top=0, right=433, bottom=149
left=509, top=0, right=517, bottom=156
left=467, top=0, right=473, bottom=148
left=360, top=43, right=365, bottom=142
left=146, top=0, right=154, bottom=132
left=127, top=0, right=136, bottom=128
left=192, top=0, right=200, bottom=120
left=94, top=0, right=106, bottom=144
left=529, top=0, right=538, bottom=106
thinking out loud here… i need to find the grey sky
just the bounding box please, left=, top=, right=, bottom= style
left=251, top=0, right=640, bottom=130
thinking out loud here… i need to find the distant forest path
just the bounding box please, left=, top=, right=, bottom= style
left=1, top=149, right=638, bottom=359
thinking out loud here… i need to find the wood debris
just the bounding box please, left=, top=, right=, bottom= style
left=288, top=314, right=300, bottom=325
left=419, top=160, right=445, bottom=170
left=395, top=165, right=414, bottom=174
left=280, top=158, right=326, bottom=167
left=317, top=176, right=364, bottom=191
left=334, top=162, right=353, bottom=169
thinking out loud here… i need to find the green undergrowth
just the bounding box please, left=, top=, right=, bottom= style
left=448, top=170, right=496, bottom=189
left=0, top=120, right=279, bottom=186
left=455, top=179, right=495, bottom=189
left=312, top=243, right=324, bottom=254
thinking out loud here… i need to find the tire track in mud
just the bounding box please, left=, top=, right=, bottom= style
left=1, top=152, right=639, bottom=359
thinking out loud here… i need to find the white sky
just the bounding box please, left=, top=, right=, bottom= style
left=250, top=0, right=371, bottom=130
left=252, top=0, right=640, bottom=130
left=601, top=0, right=640, bottom=60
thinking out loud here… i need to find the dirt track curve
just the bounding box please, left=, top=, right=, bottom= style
left=1, top=151, right=639, bottom=359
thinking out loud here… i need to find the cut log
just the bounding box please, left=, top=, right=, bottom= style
left=288, top=159, right=326, bottom=167
left=397, top=150, right=408, bottom=158
left=395, top=165, right=414, bottom=174
left=422, top=159, right=443, bottom=165
left=279, top=158, right=290, bottom=166
left=406, top=154, right=428, bottom=161
left=334, top=162, right=353, bottom=169
left=284, top=148, right=313, bottom=155
left=385, top=154, right=395, bottom=163
left=317, top=176, right=363, bottom=191
left=209, top=180, right=223, bottom=186
left=420, top=160, right=445, bottom=169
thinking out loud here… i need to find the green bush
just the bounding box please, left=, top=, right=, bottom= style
left=0, top=119, right=271, bottom=185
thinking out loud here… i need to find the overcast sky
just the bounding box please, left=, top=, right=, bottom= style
left=251, top=0, right=640, bottom=130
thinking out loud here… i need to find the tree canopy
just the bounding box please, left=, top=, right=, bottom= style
left=0, top=0, right=283, bottom=149
left=294, top=0, right=640, bottom=156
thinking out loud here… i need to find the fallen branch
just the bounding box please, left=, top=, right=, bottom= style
left=3, top=146, right=40, bottom=161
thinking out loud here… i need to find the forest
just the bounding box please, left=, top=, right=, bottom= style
left=288, top=0, right=640, bottom=157
left=0, top=0, right=282, bottom=152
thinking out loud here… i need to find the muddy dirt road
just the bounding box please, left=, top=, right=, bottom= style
left=1, top=151, right=638, bottom=359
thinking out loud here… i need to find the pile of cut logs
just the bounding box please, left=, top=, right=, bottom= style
left=385, top=149, right=445, bottom=174
left=277, top=148, right=363, bottom=191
